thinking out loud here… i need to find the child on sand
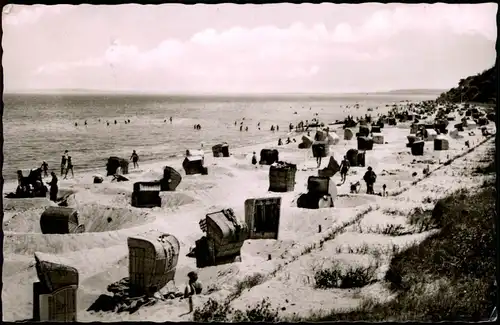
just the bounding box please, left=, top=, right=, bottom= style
left=130, top=150, right=139, bottom=169
left=251, top=152, right=257, bottom=165
left=184, top=271, right=203, bottom=313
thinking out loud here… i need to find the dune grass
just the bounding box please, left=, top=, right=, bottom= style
left=307, top=182, right=497, bottom=322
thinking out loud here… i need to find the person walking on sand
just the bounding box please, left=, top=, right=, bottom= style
left=41, top=161, right=49, bottom=178
left=339, top=156, right=350, bottom=184
left=130, top=150, right=139, bottom=169
left=61, top=150, right=69, bottom=176
left=64, top=156, right=74, bottom=179
left=363, top=166, right=377, bottom=195
left=47, top=172, right=58, bottom=202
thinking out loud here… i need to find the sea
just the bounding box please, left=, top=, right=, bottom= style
left=2, top=92, right=438, bottom=183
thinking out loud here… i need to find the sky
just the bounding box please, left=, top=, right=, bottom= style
left=2, top=3, right=497, bottom=94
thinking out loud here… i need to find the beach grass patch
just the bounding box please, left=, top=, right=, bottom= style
left=228, top=273, right=267, bottom=301
left=314, top=262, right=378, bottom=290
left=193, top=297, right=279, bottom=322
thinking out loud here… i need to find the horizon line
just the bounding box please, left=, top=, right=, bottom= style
left=4, top=88, right=446, bottom=96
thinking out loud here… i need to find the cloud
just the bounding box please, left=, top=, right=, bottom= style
left=2, top=5, right=67, bottom=26
left=30, top=3, right=497, bottom=92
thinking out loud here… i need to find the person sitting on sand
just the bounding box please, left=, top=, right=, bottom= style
left=184, top=271, right=203, bottom=298
left=41, top=161, right=49, bottom=177
left=130, top=150, right=139, bottom=169
left=251, top=152, right=257, bottom=165
left=64, top=156, right=74, bottom=179
left=286, top=137, right=291, bottom=144
left=245, top=126, right=248, bottom=131
left=271, top=125, right=275, bottom=132
left=363, top=167, right=377, bottom=195
left=184, top=271, right=203, bottom=313
left=278, top=138, right=283, bottom=146
left=47, top=172, right=58, bottom=202
left=339, top=156, right=351, bottom=183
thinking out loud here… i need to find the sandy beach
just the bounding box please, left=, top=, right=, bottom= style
left=2, top=101, right=496, bottom=322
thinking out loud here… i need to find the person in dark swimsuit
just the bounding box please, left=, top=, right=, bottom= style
left=41, top=161, right=49, bottom=177
left=64, top=156, right=74, bottom=179
left=363, top=166, right=377, bottom=195
left=130, top=150, right=139, bottom=169
left=251, top=152, right=257, bottom=165
left=47, top=172, right=58, bottom=202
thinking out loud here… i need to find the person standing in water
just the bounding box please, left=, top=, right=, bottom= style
left=64, top=156, right=74, bottom=179
left=41, top=161, right=49, bottom=177
left=47, top=172, right=58, bottom=202
left=130, top=150, right=139, bottom=169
